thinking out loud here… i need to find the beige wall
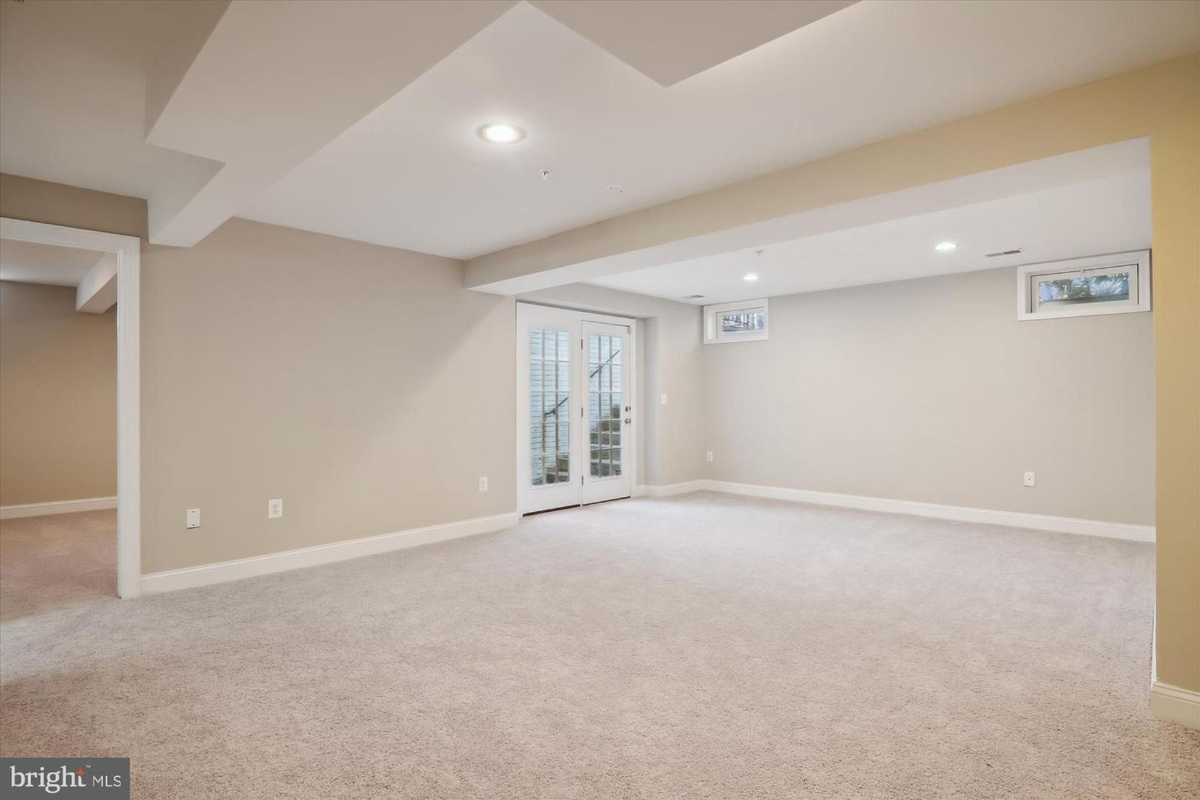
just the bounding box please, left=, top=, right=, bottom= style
left=0, top=177, right=518, bottom=573
left=138, top=218, right=515, bottom=573
left=0, top=53, right=1194, bottom=692
left=0, top=174, right=147, bottom=240
left=468, top=54, right=1200, bottom=695
left=0, top=280, right=117, bottom=505
left=0, top=198, right=705, bottom=545
left=704, top=267, right=1155, bottom=524
left=518, top=283, right=706, bottom=487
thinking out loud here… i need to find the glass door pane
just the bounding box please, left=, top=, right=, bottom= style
left=517, top=304, right=583, bottom=514
left=582, top=320, right=632, bottom=505
left=518, top=305, right=633, bottom=514
left=529, top=327, right=571, bottom=486
left=587, top=332, right=623, bottom=479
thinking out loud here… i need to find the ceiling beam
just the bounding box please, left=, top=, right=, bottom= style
left=463, top=57, right=1188, bottom=295
left=145, top=0, right=516, bottom=247
left=76, top=252, right=117, bottom=314
left=464, top=138, right=1151, bottom=296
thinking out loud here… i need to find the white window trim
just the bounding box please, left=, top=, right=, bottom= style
left=1017, top=250, right=1150, bottom=321
left=704, top=298, right=769, bottom=343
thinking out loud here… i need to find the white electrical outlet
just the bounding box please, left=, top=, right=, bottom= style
left=660, top=393, right=668, bottom=405
left=186, top=508, right=201, bottom=529
left=268, top=498, right=283, bottom=519
left=706, top=451, right=714, bottom=462
left=1023, top=471, right=1036, bottom=488
left=479, top=477, right=488, bottom=492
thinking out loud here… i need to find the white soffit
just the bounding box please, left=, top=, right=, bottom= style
left=588, top=154, right=1152, bottom=305
left=0, top=1, right=1195, bottom=259
left=0, top=0, right=223, bottom=208
left=0, top=0, right=515, bottom=248
left=530, top=0, right=857, bottom=86
left=76, top=253, right=120, bottom=314
left=0, top=239, right=107, bottom=288
left=142, top=0, right=515, bottom=246
left=243, top=1, right=1196, bottom=260
left=470, top=138, right=1152, bottom=296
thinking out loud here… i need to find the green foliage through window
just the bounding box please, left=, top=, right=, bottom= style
left=1038, top=273, right=1130, bottom=305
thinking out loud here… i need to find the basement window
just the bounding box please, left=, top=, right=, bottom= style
left=1017, top=250, right=1150, bottom=321
left=704, top=299, right=769, bottom=343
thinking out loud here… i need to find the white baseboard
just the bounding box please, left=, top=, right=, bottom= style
left=0, top=496, right=118, bottom=520
left=141, top=512, right=519, bottom=595
left=1150, top=681, right=1200, bottom=730
left=641, top=481, right=710, bottom=498
left=645, top=479, right=1153, bottom=542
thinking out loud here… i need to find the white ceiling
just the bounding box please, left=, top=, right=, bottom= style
left=532, top=0, right=856, bottom=86
left=0, top=0, right=1195, bottom=265
left=242, top=0, right=1196, bottom=259
left=0, top=240, right=107, bottom=288
left=0, top=1, right=222, bottom=209
left=589, top=168, right=1152, bottom=304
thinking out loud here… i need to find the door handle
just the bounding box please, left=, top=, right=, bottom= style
left=624, top=417, right=632, bottom=425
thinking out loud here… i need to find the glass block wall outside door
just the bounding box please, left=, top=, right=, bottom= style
left=588, top=333, right=622, bottom=478
left=529, top=328, right=571, bottom=486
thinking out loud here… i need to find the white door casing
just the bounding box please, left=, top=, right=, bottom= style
left=0, top=217, right=141, bottom=598
left=516, top=303, right=636, bottom=514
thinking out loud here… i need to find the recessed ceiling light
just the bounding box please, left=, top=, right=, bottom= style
left=934, top=241, right=958, bottom=252
left=478, top=123, right=525, bottom=144
left=743, top=273, right=759, bottom=282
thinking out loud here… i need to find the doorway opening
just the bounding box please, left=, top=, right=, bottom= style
left=0, top=218, right=140, bottom=599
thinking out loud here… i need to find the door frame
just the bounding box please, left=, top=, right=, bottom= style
left=0, top=217, right=141, bottom=599
left=515, top=302, right=638, bottom=514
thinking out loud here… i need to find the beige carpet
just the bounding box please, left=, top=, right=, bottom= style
left=1, top=494, right=1197, bottom=798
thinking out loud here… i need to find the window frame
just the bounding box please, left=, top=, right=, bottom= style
left=704, top=298, right=769, bottom=344
left=1017, top=250, right=1150, bottom=321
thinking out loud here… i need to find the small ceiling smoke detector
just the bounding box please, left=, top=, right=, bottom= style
left=478, top=123, right=525, bottom=144
left=934, top=241, right=958, bottom=252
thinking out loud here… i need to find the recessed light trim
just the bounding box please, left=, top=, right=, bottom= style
left=934, top=241, right=958, bottom=252
left=478, top=123, right=525, bottom=144
left=743, top=273, right=759, bottom=282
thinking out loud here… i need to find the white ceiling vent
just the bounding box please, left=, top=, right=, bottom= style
left=986, top=248, right=1024, bottom=257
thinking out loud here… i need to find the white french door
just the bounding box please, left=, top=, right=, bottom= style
left=517, top=303, right=634, bottom=514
